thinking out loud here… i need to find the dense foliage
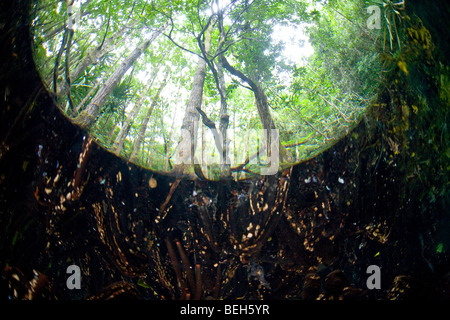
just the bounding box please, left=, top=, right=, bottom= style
left=31, top=0, right=382, bottom=180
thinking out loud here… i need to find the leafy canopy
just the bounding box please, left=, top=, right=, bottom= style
left=31, top=0, right=382, bottom=180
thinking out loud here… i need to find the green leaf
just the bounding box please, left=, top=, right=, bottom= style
left=137, top=278, right=152, bottom=289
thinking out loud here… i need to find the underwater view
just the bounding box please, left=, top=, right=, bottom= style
left=1, top=0, right=449, bottom=306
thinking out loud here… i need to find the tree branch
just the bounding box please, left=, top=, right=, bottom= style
left=161, top=14, right=205, bottom=61
left=195, top=107, right=216, bottom=129
left=53, top=27, right=69, bottom=95
left=219, top=54, right=257, bottom=92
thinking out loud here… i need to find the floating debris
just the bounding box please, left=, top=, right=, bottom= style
left=149, top=176, right=157, bottom=189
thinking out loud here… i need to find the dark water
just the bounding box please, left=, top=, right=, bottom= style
left=0, top=0, right=449, bottom=304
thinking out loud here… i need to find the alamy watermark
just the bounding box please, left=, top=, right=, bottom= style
left=173, top=125, right=280, bottom=176
left=367, top=5, right=382, bottom=30
left=66, top=264, right=81, bottom=290
left=366, top=265, right=381, bottom=290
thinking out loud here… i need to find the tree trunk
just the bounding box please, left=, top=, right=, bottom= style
left=72, top=28, right=162, bottom=131
left=74, top=80, right=101, bottom=114
left=129, top=70, right=169, bottom=163
left=216, top=56, right=230, bottom=177
left=57, top=20, right=138, bottom=101
left=162, top=81, right=182, bottom=171
left=172, top=22, right=213, bottom=175
left=113, top=82, right=153, bottom=156
left=113, top=60, right=163, bottom=156
left=216, top=11, right=230, bottom=170
left=220, top=55, right=288, bottom=169
left=220, top=55, right=275, bottom=131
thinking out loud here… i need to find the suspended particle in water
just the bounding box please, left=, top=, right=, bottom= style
left=149, top=176, right=157, bottom=188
